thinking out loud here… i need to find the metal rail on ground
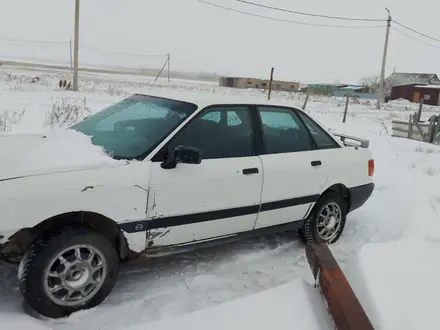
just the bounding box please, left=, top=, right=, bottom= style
left=305, top=243, right=375, bottom=330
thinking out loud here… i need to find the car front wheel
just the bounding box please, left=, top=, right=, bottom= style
left=18, top=226, right=119, bottom=318
left=299, top=192, right=347, bottom=244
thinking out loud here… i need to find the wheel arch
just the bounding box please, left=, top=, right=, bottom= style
left=305, top=183, right=350, bottom=219
left=2, top=211, right=131, bottom=262
left=322, top=183, right=350, bottom=209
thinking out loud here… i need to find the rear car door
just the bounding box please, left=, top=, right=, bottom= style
left=147, top=105, right=263, bottom=247
left=295, top=110, right=373, bottom=190
left=254, top=106, right=329, bottom=229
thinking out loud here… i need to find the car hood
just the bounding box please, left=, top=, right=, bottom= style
left=0, top=131, right=127, bottom=181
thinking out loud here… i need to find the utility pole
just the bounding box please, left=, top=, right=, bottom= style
left=268, top=67, right=274, bottom=100
left=73, top=0, right=80, bottom=91
left=376, top=8, right=391, bottom=109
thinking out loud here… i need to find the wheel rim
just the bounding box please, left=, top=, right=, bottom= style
left=43, top=244, right=107, bottom=307
left=316, top=202, right=342, bottom=241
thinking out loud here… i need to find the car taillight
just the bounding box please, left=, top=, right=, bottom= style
left=368, top=159, right=375, bottom=176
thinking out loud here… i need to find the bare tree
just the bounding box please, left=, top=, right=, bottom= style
left=359, top=75, right=380, bottom=93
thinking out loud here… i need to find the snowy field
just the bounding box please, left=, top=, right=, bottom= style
left=0, top=66, right=439, bottom=329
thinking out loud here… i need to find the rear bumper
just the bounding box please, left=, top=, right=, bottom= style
left=348, top=183, right=374, bottom=213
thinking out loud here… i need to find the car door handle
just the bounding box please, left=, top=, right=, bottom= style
left=242, top=168, right=259, bottom=175
left=311, top=160, right=322, bottom=167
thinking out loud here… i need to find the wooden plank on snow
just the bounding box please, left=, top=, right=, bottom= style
left=305, top=243, right=375, bottom=330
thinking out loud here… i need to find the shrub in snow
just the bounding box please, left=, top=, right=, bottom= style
left=4, top=73, right=46, bottom=85
left=106, top=84, right=124, bottom=96
left=45, top=97, right=91, bottom=129
left=415, top=145, right=440, bottom=154
left=58, top=79, right=72, bottom=90
left=0, top=109, right=26, bottom=133
left=4, top=73, right=50, bottom=92
left=426, top=167, right=437, bottom=176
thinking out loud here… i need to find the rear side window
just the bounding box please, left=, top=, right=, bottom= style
left=258, top=107, right=313, bottom=154
left=295, top=111, right=340, bottom=149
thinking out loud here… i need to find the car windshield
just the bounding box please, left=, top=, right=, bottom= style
left=70, top=94, right=198, bottom=160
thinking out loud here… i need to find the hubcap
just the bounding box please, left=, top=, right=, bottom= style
left=43, top=245, right=107, bottom=307
left=317, top=202, right=342, bottom=241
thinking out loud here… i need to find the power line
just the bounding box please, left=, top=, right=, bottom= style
left=0, top=36, right=68, bottom=45
left=80, top=45, right=168, bottom=57
left=392, top=26, right=440, bottom=52
left=194, top=0, right=385, bottom=29
left=392, top=20, right=440, bottom=44
left=0, top=36, right=167, bottom=57
left=237, top=0, right=386, bottom=22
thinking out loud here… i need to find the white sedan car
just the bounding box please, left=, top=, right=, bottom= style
left=0, top=93, right=374, bottom=318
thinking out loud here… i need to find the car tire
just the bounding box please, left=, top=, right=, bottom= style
left=18, top=226, right=119, bottom=318
left=299, top=192, right=347, bottom=244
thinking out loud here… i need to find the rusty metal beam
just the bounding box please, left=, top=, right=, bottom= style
left=305, top=243, right=375, bottom=330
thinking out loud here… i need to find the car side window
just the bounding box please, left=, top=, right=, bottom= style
left=169, top=106, right=254, bottom=159
left=295, top=111, right=339, bottom=149
left=258, top=107, right=313, bottom=154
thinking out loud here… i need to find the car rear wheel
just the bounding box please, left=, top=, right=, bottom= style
left=18, top=226, right=119, bottom=318
left=299, top=192, right=347, bottom=244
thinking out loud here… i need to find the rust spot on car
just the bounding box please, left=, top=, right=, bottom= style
left=81, top=185, right=103, bottom=192
left=133, top=184, right=150, bottom=215
left=152, top=192, right=157, bottom=211
left=158, top=229, right=171, bottom=238
left=133, top=184, right=148, bottom=193
left=81, top=185, right=95, bottom=192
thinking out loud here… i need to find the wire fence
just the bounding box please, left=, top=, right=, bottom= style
left=0, top=37, right=171, bottom=84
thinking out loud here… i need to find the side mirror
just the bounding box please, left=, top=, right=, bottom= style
left=161, top=145, right=202, bottom=169
left=176, top=145, right=202, bottom=165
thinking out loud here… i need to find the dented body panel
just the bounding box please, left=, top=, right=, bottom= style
left=0, top=161, right=152, bottom=253
left=146, top=156, right=264, bottom=247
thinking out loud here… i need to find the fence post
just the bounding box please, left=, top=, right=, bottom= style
left=167, top=53, right=171, bottom=82
left=408, top=114, right=413, bottom=139
left=302, top=92, right=310, bottom=110
left=417, top=98, right=424, bottom=122
left=427, top=115, right=436, bottom=143
left=433, top=115, right=440, bottom=144
left=69, top=40, right=73, bottom=75
left=268, top=67, right=274, bottom=100
left=343, top=93, right=350, bottom=123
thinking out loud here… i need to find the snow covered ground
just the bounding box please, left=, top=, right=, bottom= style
left=0, top=66, right=439, bottom=329
left=346, top=240, right=440, bottom=330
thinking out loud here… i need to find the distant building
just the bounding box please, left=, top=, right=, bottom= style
left=384, top=72, right=440, bottom=98
left=306, top=84, right=346, bottom=95
left=333, top=85, right=377, bottom=100
left=219, top=76, right=300, bottom=92
left=391, top=84, right=440, bottom=106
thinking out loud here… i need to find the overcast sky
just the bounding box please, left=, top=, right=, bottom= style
left=1, top=0, right=440, bottom=84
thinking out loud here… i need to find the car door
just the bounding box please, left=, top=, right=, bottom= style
left=254, top=106, right=329, bottom=230
left=146, top=105, right=263, bottom=247
left=295, top=110, right=367, bottom=189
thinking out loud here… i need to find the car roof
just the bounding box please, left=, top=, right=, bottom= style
left=133, top=91, right=305, bottom=112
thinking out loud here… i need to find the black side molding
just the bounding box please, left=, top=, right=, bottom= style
left=120, top=194, right=320, bottom=233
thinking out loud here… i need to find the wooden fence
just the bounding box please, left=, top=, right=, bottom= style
left=392, top=113, right=440, bottom=144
